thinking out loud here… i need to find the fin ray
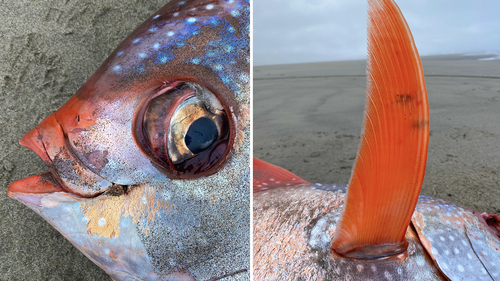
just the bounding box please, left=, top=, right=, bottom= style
left=331, top=0, right=429, bottom=258
left=253, top=158, right=309, bottom=193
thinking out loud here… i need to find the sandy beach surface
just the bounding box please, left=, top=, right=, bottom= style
left=254, top=55, right=500, bottom=216
left=0, top=1, right=165, bottom=280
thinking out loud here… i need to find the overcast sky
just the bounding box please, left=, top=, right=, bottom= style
left=254, top=0, right=500, bottom=65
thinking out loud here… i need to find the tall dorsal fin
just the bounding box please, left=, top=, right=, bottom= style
left=253, top=158, right=309, bottom=193
left=331, top=0, right=429, bottom=258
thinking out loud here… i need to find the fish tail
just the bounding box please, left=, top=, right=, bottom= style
left=331, top=0, right=429, bottom=258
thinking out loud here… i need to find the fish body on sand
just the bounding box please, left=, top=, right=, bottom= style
left=7, top=0, right=250, bottom=280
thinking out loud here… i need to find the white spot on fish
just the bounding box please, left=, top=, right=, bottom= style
left=433, top=248, right=439, bottom=255
left=167, top=31, right=175, bottom=36
left=98, top=218, right=106, bottom=226
left=440, top=236, right=445, bottom=241
left=467, top=253, right=472, bottom=259
left=153, top=43, right=160, bottom=50
left=178, top=1, right=185, bottom=5
left=415, top=256, right=425, bottom=266
left=454, top=248, right=459, bottom=254
left=206, top=4, right=214, bottom=10
left=173, top=12, right=179, bottom=17
left=186, top=17, right=196, bottom=24
left=457, top=264, right=464, bottom=272
left=384, top=271, right=393, bottom=280
left=397, top=268, right=403, bottom=275
left=132, top=38, right=140, bottom=44
left=445, top=250, right=450, bottom=255
left=142, top=196, right=147, bottom=204
left=113, top=65, right=122, bottom=74
left=449, top=235, right=455, bottom=241
left=153, top=15, right=160, bottom=19
left=149, top=27, right=157, bottom=32
left=82, top=217, right=90, bottom=223
left=138, top=53, right=146, bottom=58
left=117, top=51, right=124, bottom=56
left=462, top=239, right=468, bottom=246
left=270, top=178, right=274, bottom=181
left=371, top=265, right=377, bottom=272
left=357, top=264, right=364, bottom=272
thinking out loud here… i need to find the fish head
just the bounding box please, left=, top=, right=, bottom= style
left=8, top=0, right=250, bottom=280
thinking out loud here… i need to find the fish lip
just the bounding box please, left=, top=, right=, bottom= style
left=12, top=114, right=114, bottom=198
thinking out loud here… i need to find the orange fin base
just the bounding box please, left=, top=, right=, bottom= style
left=331, top=0, right=429, bottom=258
left=253, top=158, right=309, bottom=193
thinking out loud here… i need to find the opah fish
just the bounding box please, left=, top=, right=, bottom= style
left=7, top=0, right=250, bottom=280
left=253, top=0, right=500, bottom=280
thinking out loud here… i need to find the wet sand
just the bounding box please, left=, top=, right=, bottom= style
left=254, top=55, right=500, bottom=215
left=0, top=1, right=165, bottom=280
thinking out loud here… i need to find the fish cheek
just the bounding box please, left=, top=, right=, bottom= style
left=136, top=178, right=249, bottom=278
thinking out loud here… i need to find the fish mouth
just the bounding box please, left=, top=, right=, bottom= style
left=7, top=113, right=116, bottom=200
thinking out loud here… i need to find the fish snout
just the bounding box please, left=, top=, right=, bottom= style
left=17, top=113, right=113, bottom=197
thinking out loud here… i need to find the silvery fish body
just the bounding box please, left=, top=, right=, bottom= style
left=254, top=184, right=500, bottom=280
left=7, top=0, right=250, bottom=280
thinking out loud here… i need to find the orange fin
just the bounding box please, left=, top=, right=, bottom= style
left=331, top=0, right=429, bottom=258
left=253, top=158, right=309, bottom=193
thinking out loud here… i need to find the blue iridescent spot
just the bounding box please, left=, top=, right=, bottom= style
left=153, top=43, right=160, bottom=50
left=138, top=53, right=146, bottom=58
left=186, top=17, right=196, bottom=24
left=231, top=10, right=240, bottom=17
left=117, top=51, right=124, bottom=56
left=178, top=1, right=185, bottom=5
left=113, top=65, right=122, bottom=74
left=240, top=74, right=249, bottom=82
left=191, top=58, right=200, bottom=64
left=228, top=27, right=235, bottom=33
left=132, top=38, right=140, bottom=44
left=160, top=56, right=169, bottom=63
left=149, top=27, right=157, bottom=32
left=137, top=67, right=145, bottom=73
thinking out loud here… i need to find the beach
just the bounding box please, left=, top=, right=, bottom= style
left=254, top=55, right=500, bottom=214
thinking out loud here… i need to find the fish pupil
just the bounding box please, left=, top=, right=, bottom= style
left=184, top=117, right=218, bottom=154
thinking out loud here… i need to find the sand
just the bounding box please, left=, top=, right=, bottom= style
left=254, top=55, right=500, bottom=216
left=0, top=1, right=166, bottom=280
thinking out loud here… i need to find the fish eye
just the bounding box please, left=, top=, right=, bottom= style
left=138, top=82, right=230, bottom=177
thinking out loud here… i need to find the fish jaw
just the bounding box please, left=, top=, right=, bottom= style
left=7, top=176, right=162, bottom=280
